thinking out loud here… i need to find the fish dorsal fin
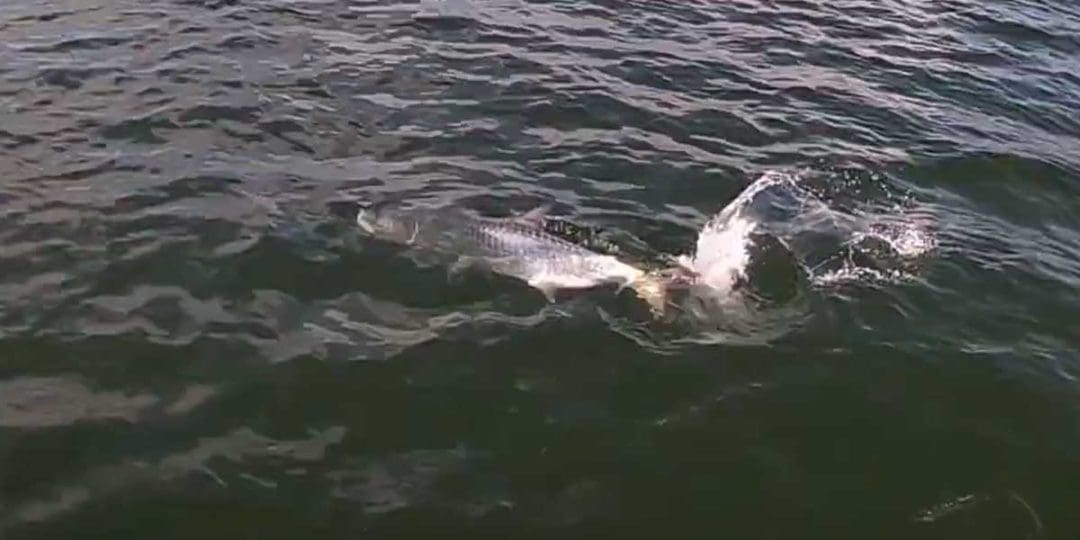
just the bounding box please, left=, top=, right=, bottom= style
left=514, top=204, right=551, bottom=227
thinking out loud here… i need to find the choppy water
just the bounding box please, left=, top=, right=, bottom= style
left=2, top=0, right=1079, bottom=537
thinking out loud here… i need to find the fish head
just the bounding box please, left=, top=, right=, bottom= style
left=356, top=202, right=424, bottom=245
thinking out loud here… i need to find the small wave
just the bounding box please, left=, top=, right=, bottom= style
left=859, top=221, right=937, bottom=259
left=811, top=216, right=937, bottom=286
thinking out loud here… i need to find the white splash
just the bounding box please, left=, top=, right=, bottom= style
left=677, top=214, right=756, bottom=295
left=681, top=170, right=937, bottom=294
left=677, top=171, right=798, bottom=296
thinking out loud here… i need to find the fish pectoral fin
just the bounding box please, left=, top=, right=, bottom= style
left=528, top=279, right=559, bottom=303
left=630, top=277, right=669, bottom=318
left=514, top=204, right=552, bottom=227
left=447, top=256, right=479, bottom=284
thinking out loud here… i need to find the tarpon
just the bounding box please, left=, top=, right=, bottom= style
left=357, top=203, right=670, bottom=313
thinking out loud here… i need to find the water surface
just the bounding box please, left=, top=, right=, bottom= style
left=2, top=0, right=1079, bottom=537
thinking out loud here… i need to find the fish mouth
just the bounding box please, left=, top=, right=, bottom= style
left=356, top=209, right=376, bottom=234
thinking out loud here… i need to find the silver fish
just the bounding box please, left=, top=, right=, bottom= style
left=357, top=203, right=669, bottom=313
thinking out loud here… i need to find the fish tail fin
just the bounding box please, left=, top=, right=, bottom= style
left=630, top=274, right=668, bottom=318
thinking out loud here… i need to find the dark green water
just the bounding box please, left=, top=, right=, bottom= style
left=2, top=0, right=1079, bottom=537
